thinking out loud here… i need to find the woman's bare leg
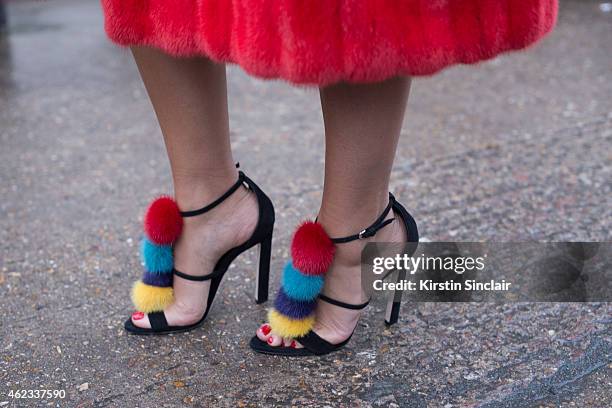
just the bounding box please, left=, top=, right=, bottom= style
left=130, top=47, right=258, bottom=328
left=258, top=77, right=411, bottom=347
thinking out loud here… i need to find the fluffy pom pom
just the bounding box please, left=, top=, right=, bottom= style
left=268, top=309, right=315, bottom=338
left=281, top=261, right=324, bottom=301
left=140, top=238, right=174, bottom=273
left=143, top=196, right=183, bottom=245
left=142, top=270, right=173, bottom=287
left=131, top=280, right=174, bottom=313
left=274, top=287, right=317, bottom=319
left=290, top=221, right=335, bottom=275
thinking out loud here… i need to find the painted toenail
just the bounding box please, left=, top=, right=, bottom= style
left=261, top=324, right=271, bottom=335
left=290, top=340, right=296, bottom=348
left=267, top=337, right=274, bottom=344
left=132, top=311, right=144, bottom=320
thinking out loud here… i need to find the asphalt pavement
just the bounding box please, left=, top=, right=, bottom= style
left=0, top=1, right=610, bottom=407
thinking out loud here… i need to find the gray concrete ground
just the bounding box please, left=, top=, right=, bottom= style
left=1, top=0, right=611, bottom=406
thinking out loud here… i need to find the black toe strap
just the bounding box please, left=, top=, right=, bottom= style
left=293, top=295, right=367, bottom=355
left=296, top=330, right=353, bottom=356
left=148, top=311, right=169, bottom=332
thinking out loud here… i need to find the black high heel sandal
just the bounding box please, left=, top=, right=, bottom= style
left=250, top=193, right=418, bottom=356
left=124, top=170, right=275, bottom=335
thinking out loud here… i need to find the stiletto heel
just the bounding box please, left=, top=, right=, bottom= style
left=124, top=169, right=275, bottom=335
left=385, top=268, right=406, bottom=326
left=250, top=192, right=419, bottom=356
left=255, top=233, right=272, bottom=304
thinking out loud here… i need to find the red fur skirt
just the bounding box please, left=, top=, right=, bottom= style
left=101, top=1, right=558, bottom=85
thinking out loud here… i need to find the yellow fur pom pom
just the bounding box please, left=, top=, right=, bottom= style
left=131, top=281, right=174, bottom=313
left=268, top=309, right=315, bottom=338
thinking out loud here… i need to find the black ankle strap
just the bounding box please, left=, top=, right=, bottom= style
left=329, top=193, right=396, bottom=244
left=173, top=268, right=216, bottom=281
left=318, top=294, right=370, bottom=310
left=179, top=171, right=249, bottom=218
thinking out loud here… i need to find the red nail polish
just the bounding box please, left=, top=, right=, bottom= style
left=261, top=325, right=271, bottom=335
left=290, top=340, right=296, bottom=348
left=132, top=311, right=144, bottom=320
left=267, top=337, right=274, bottom=344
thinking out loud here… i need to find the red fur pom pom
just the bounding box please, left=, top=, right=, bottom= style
left=143, top=196, right=183, bottom=245
left=290, top=221, right=335, bottom=276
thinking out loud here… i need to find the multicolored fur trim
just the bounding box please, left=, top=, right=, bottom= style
left=140, top=238, right=174, bottom=273
left=267, top=309, right=316, bottom=338
left=142, top=271, right=173, bottom=287
left=290, top=221, right=335, bottom=275
left=131, top=281, right=174, bottom=313
left=143, top=196, right=182, bottom=245
left=131, top=196, right=182, bottom=313
left=280, top=261, right=324, bottom=301
left=274, top=287, right=317, bottom=319
left=268, top=221, right=334, bottom=337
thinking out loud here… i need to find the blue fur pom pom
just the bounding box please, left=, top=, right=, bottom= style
left=140, top=238, right=174, bottom=274
left=281, top=261, right=324, bottom=301
left=274, top=286, right=317, bottom=319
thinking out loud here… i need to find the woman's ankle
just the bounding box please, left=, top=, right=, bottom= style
left=317, top=190, right=389, bottom=232
left=173, top=168, right=239, bottom=211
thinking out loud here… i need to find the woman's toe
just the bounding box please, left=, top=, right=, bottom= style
left=256, top=323, right=272, bottom=342
left=266, top=334, right=283, bottom=347
left=131, top=311, right=151, bottom=328
left=287, top=339, right=304, bottom=349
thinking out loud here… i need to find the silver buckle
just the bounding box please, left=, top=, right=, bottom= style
left=242, top=180, right=250, bottom=190
left=358, top=229, right=367, bottom=239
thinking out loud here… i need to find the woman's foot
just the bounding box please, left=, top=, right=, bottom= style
left=255, top=210, right=406, bottom=348
left=131, top=184, right=259, bottom=329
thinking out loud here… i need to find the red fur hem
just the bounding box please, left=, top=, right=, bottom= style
left=102, top=0, right=557, bottom=85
